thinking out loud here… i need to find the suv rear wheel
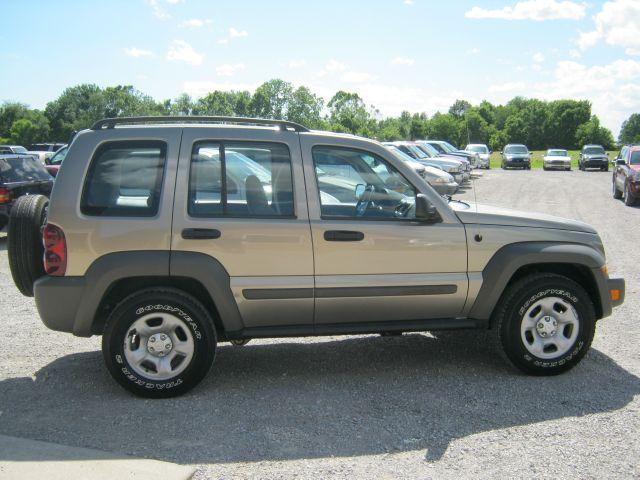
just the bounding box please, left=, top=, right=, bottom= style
left=613, top=178, right=623, bottom=199
left=494, top=273, right=595, bottom=376
left=623, top=181, right=637, bottom=206
left=102, top=288, right=216, bottom=398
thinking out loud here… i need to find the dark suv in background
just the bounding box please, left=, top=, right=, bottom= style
left=0, top=154, right=53, bottom=230
left=612, top=145, right=640, bottom=205
left=579, top=144, right=609, bottom=171
left=501, top=144, right=532, bottom=169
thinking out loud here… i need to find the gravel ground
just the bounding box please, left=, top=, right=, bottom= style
left=0, top=169, right=639, bottom=479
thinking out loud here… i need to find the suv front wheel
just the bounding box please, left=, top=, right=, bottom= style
left=494, top=273, right=595, bottom=376
left=102, top=288, right=216, bottom=398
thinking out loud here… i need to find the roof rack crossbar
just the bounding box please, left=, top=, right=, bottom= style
left=90, top=116, right=310, bottom=132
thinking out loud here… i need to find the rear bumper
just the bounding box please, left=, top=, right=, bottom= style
left=34, top=275, right=86, bottom=335
left=544, top=161, right=571, bottom=169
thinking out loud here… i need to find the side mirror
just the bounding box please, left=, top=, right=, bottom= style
left=415, top=194, right=441, bottom=223
left=355, top=184, right=366, bottom=200
left=616, top=159, right=626, bottom=166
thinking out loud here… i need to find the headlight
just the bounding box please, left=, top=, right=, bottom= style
left=432, top=177, right=447, bottom=184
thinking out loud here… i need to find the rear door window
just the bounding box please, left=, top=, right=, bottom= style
left=81, top=141, right=166, bottom=217
left=188, top=141, right=294, bottom=218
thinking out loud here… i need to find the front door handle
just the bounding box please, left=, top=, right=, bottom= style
left=324, top=230, right=365, bottom=242
left=182, top=228, right=221, bottom=240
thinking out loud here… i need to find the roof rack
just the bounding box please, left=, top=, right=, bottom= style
left=90, top=116, right=310, bottom=132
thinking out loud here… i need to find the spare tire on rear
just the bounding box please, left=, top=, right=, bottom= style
left=8, top=194, right=49, bottom=297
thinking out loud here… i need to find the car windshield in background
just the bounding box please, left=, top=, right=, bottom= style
left=468, top=145, right=488, bottom=154
left=630, top=152, right=640, bottom=165
left=505, top=146, right=528, bottom=154
left=406, top=145, right=429, bottom=159
left=0, top=157, right=52, bottom=183
left=584, top=147, right=605, bottom=155
left=12, top=146, right=28, bottom=154
left=49, top=146, right=68, bottom=165
left=419, top=143, right=440, bottom=157
left=548, top=150, right=568, bottom=156
left=441, top=141, right=458, bottom=152
left=387, top=146, right=416, bottom=163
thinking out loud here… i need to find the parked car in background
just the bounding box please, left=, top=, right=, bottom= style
left=44, top=145, right=68, bottom=177
left=0, top=145, right=37, bottom=160
left=385, top=145, right=459, bottom=195
left=465, top=144, right=491, bottom=169
left=27, top=143, right=66, bottom=164
left=386, top=141, right=466, bottom=184
left=414, top=141, right=472, bottom=179
left=424, top=140, right=479, bottom=167
left=0, top=154, right=53, bottom=230
left=501, top=144, right=532, bottom=170
left=543, top=149, right=571, bottom=171
left=579, top=145, right=609, bottom=171
left=612, top=145, right=640, bottom=206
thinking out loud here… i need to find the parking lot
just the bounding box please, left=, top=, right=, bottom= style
left=0, top=168, right=639, bottom=479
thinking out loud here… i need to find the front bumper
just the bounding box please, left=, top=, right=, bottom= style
left=607, top=278, right=625, bottom=309
left=544, top=160, right=571, bottom=169
left=583, top=158, right=608, bottom=168
left=451, top=172, right=464, bottom=184
left=504, top=159, right=530, bottom=168
left=431, top=181, right=459, bottom=196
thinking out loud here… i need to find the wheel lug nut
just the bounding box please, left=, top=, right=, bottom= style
left=161, top=335, right=166, bottom=340
left=150, top=338, right=155, bottom=343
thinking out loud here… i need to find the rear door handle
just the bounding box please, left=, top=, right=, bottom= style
left=324, top=230, right=364, bottom=242
left=182, top=228, right=221, bottom=240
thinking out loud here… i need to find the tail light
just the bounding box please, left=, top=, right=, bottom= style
left=0, top=187, right=10, bottom=204
left=43, top=224, right=67, bottom=276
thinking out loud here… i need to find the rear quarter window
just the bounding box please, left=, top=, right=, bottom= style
left=81, top=140, right=166, bottom=217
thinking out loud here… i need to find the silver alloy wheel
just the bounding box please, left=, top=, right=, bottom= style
left=124, top=312, right=195, bottom=381
left=520, top=296, right=580, bottom=359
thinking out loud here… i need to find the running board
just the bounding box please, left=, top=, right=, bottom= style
left=225, top=318, right=487, bottom=340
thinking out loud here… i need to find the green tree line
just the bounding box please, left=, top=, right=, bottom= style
left=1, top=79, right=634, bottom=150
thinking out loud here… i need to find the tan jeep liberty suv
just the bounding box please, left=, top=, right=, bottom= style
left=7, top=116, right=625, bottom=398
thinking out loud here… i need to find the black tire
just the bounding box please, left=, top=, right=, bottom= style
left=102, top=288, right=217, bottom=398
left=494, top=273, right=596, bottom=376
left=623, top=181, right=637, bottom=206
left=8, top=194, right=48, bottom=297
left=543, top=166, right=548, bottom=171
left=613, top=179, right=623, bottom=199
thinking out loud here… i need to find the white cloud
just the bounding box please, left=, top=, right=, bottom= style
left=533, top=52, right=545, bottom=62
left=166, top=40, right=203, bottom=66
left=391, top=56, right=415, bottom=66
left=288, top=59, right=306, bottom=68
left=466, top=0, right=586, bottom=21
left=183, top=81, right=258, bottom=98
left=341, top=71, right=377, bottom=83
left=488, top=81, right=527, bottom=93
left=165, top=0, right=183, bottom=3
left=179, top=18, right=212, bottom=28
left=569, top=49, right=581, bottom=58
left=325, top=59, right=347, bottom=72
left=403, top=0, right=414, bottom=5
left=216, top=63, right=245, bottom=77
left=577, top=0, right=640, bottom=55
left=218, top=27, right=248, bottom=44
left=467, top=47, right=481, bottom=55
left=488, top=58, right=640, bottom=134
left=123, top=47, right=152, bottom=58
left=145, top=0, right=170, bottom=20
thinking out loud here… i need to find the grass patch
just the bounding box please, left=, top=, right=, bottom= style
left=488, top=151, right=617, bottom=170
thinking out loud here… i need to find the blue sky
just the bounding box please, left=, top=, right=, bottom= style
left=1, top=0, right=639, bottom=135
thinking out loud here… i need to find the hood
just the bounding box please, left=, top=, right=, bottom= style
left=452, top=202, right=597, bottom=234
left=423, top=165, right=454, bottom=182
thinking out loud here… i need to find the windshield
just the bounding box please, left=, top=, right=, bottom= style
left=441, top=141, right=458, bottom=152
left=467, top=145, right=488, bottom=154
left=631, top=152, right=640, bottom=165
left=417, top=143, right=440, bottom=157
left=49, top=146, right=68, bottom=165
left=505, top=145, right=529, bottom=154
left=387, top=146, right=417, bottom=164
left=12, top=146, right=28, bottom=154
left=547, top=149, right=568, bottom=157
left=0, top=156, right=52, bottom=182
left=584, top=146, right=605, bottom=155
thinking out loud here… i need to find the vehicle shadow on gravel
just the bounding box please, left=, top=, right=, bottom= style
left=0, top=332, right=639, bottom=465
